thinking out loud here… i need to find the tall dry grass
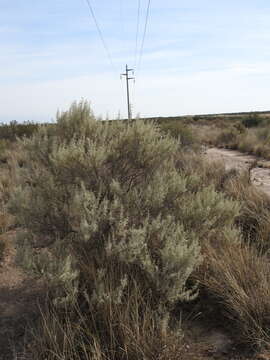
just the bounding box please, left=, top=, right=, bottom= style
left=197, top=240, right=270, bottom=349
left=224, top=172, right=270, bottom=252
left=29, top=283, right=184, bottom=360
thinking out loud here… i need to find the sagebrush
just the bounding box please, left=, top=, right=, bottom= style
left=9, top=101, right=244, bottom=359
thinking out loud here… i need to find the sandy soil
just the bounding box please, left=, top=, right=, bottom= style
left=205, top=148, right=270, bottom=196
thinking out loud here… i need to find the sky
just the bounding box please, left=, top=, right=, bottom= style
left=1, top=0, right=270, bottom=122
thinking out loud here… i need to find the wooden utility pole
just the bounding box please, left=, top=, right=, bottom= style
left=121, top=64, right=134, bottom=120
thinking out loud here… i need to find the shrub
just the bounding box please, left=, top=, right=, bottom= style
left=9, top=101, right=244, bottom=358
left=233, top=121, right=246, bottom=134
left=242, top=113, right=262, bottom=128
left=255, top=127, right=270, bottom=142
left=11, top=105, right=201, bottom=306
left=215, top=127, right=240, bottom=148
left=159, top=120, right=198, bottom=149
left=10, top=101, right=204, bottom=358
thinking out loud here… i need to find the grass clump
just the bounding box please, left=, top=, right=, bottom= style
left=197, top=240, right=270, bottom=349
left=224, top=172, right=270, bottom=252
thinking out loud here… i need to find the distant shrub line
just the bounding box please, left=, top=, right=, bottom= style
left=0, top=120, right=40, bottom=141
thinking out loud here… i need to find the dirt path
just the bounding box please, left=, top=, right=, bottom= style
left=205, top=148, right=270, bottom=196
left=0, top=231, right=45, bottom=359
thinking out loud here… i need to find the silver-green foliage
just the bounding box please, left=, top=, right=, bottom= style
left=9, top=101, right=239, bottom=310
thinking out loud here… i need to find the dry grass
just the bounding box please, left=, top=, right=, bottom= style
left=197, top=240, right=270, bottom=350
left=29, top=284, right=184, bottom=360
left=224, top=173, right=270, bottom=251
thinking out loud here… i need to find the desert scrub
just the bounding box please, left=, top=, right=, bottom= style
left=9, top=101, right=242, bottom=359
left=159, top=120, right=199, bottom=150
left=0, top=120, right=39, bottom=141
left=202, top=118, right=270, bottom=159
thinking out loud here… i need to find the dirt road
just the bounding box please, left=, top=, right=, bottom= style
left=205, top=148, right=270, bottom=196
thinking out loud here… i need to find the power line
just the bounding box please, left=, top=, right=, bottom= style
left=83, top=0, right=116, bottom=72
left=137, top=0, right=151, bottom=72
left=134, top=0, right=141, bottom=69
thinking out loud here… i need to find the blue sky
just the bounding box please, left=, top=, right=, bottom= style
left=1, top=0, right=270, bottom=122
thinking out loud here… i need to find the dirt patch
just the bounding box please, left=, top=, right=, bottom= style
left=181, top=319, right=256, bottom=360
left=205, top=148, right=270, bottom=196
left=0, top=231, right=45, bottom=359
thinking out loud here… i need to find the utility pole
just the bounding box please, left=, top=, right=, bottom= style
left=121, top=64, right=134, bottom=121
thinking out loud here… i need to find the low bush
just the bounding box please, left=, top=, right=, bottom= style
left=9, top=101, right=244, bottom=359
left=215, top=128, right=240, bottom=149
left=242, top=113, right=262, bottom=128
left=10, top=101, right=202, bottom=358
left=159, top=120, right=198, bottom=149
left=233, top=121, right=246, bottom=134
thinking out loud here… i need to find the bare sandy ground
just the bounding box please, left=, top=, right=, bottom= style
left=205, top=148, right=270, bottom=196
